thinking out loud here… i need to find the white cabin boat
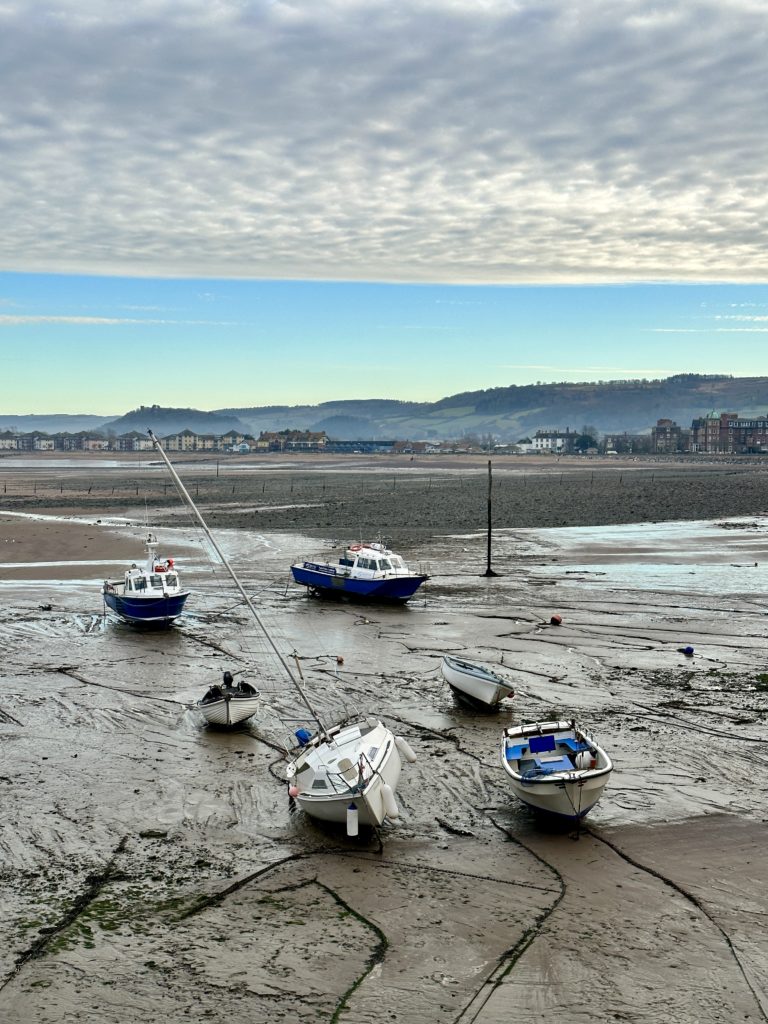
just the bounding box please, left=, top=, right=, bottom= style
left=501, top=720, right=612, bottom=820
left=441, top=654, right=514, bottom=707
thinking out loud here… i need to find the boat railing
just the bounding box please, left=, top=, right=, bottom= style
left=323, top=749, right=377, bottom=796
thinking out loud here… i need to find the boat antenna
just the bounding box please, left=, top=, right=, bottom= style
left=147, top=429, right=326, bottom=732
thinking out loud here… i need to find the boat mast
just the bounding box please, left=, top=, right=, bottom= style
left=147, top=429, right=325, bottom=732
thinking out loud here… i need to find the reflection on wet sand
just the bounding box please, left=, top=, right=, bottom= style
left=1, top=502, right=767, bottom=1022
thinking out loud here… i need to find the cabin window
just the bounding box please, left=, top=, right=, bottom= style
left=165, top=574, right=178, bottom=587
left=149, top=574, right=163, bottom=587
left=378, top=559, right=391, bottom=570
left=126, top=580, right=133, bottom=591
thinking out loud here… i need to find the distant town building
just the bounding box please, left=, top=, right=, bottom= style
left=532, top=428, right=577, bottom=453
left=601, top=431, right=652, bottom=455
left=257, top=430, right=328, bottom=452
left=651, top=418, right=686, bottom=454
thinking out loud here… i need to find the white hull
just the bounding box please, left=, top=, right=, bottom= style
left=198, top=695, right=260, bottom=727
left=501, top=720, right=612, bottom=820
left=505, top=771, right=610, bottom=819
left=441, top=655, right=514, bottom=706
left=287, top=720, right=406, bottom=827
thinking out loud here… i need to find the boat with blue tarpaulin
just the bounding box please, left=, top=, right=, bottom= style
left=501, top=719, right=612, bottom=820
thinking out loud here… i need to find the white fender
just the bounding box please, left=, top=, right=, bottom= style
left=346, top=802, right=359, bottom=837
left=381, top=783, right=399, bottom=819
left=395, top=735, right=417, bottom=763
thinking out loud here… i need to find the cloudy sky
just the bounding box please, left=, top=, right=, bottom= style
left=2, top=0, right=768, bottom=412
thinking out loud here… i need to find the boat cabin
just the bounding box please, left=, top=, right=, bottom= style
left=341, top=543, right=409, bottom=576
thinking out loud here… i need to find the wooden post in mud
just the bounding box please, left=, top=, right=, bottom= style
left=483, top=459, right=499, bottom=577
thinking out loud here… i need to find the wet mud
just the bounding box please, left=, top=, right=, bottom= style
left=1, top=459, right=768, bottom=1022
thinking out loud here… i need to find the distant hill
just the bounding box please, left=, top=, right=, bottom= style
left=101, top=405, right=252, bottom=436
left=217, top=399, right=426, bottom=440
left=0, top=413, right=114, bottom=433
left=5, top=376, right=768, bottom=442
left=218, top=375, right=768, bottom=441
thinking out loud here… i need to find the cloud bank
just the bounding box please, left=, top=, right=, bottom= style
left=2, top=0, right=767, bottom=283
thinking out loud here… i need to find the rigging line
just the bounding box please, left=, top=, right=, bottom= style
left=148, top=430, right=326, bottom=734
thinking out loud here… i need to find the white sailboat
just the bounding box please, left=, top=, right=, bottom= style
left=148, top=431, right=416, bottom=834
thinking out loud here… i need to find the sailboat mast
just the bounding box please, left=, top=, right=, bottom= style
left=147, top=429, right=325, bottom=731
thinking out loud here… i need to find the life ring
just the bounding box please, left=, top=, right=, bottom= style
left=349, top=544, right=363, bottom=551
left=154, top=564, right=166, bottom=572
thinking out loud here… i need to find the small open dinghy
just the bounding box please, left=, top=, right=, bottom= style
left=501, top=719, right=612, bottom=820
left=197, top=671, right=260, bottom=728
left=441, top=654, right=514, bottom=708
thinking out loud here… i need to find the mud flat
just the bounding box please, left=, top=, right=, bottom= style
left=1, top=462, right=768, bottom=1022
left=2, top=451, right=768, bottom=541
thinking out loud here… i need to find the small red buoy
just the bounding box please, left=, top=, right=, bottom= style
left=550, top=614, right=562, bottom=626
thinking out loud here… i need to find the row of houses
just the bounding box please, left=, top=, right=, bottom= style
left=532, top=413, right=768, bottom=455
left=649, top=413, right=768, bottom=454
left=4, top=413, right=768, bottom=457
left=0, top=428, right=331, bottom=453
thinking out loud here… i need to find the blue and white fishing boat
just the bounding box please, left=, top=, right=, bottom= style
left=102, top=533, right=190, bottom=626
left=501, top=720, right=612, bottom=820
left=291, top=541, right=428, bottom=601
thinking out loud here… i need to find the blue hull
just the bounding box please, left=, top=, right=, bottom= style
left=104, top=590, right=190, bottom=625
left=291, top=564, right=426, bottom=602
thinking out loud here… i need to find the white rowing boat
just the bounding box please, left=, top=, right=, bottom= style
left=441, top=654, right=514, bottom=707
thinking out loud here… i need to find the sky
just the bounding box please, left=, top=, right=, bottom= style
left=2, top=0, right=768, bottom=414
